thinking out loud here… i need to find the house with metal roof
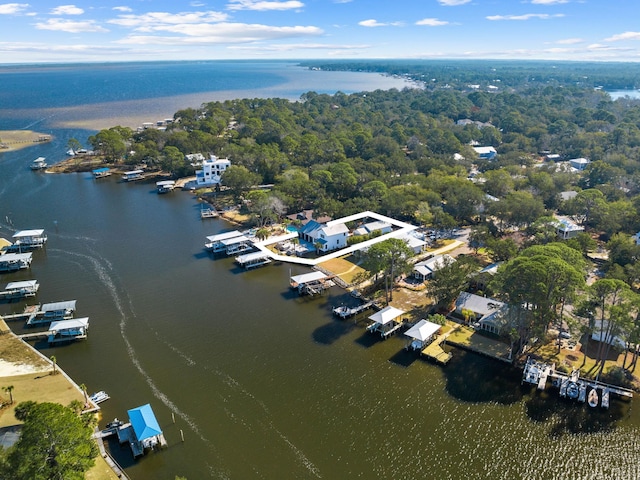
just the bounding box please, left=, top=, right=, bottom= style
left=455, top=292, right=506, bottom=335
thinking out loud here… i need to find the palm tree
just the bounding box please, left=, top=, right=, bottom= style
left=80, top=383, right=88, bottom=406
left=3, top=385, right=14, bottom=405
left=50, top=355, right=57, bottom=375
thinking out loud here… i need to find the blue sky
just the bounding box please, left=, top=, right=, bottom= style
left=1, top=0, right=640, bottom=64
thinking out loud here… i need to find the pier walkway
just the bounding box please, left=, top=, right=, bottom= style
left=421, top=323, right=461, bottom=365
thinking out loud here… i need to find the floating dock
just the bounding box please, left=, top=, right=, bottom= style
left=522, top=357, right=633, bottom=408
left=200, top=206, right=218, bottom=219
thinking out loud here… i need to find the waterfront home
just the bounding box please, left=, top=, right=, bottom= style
left=299, top=220, right=348, bottom=252
left=0, top=252, right=32, bottom=272
left=121, top=169, right=144, bottom=182
left=195, top=155, right=230, bottom=187
left=126, top=403, right=165, bottom=456
left=366, top=306, right=405, bottom=338
left=413, top=254, right=454, bottom=282
left=454, top=292, right=506, bottom=334
left=47, top=317, right=89, bottom=343
left=404, top=319, right=441, bottom=351
left=12, top=229, right=47, bottom=250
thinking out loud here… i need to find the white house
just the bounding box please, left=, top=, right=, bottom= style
left=353, top=221, right=392, bottom=236
left=413, top=254, right=454, bottom=282
left=455, top=292, right=506, bottom=335
left=556, top=216, right=584, bottom=240
left=298, top=220, right=348, bottom=252
left=473, top=146, right=497, bottom=160
left=569, top=157, right=590, bottom=171
left=195, top=155, right=231, bottom=187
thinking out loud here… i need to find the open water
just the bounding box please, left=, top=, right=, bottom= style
left=1, top=61, right=640, bottom=479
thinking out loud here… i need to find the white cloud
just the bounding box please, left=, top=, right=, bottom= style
left=437, top=0, right=471, bottom=5
left=416, top=18, right=449, bottom=27
left=333, top=0, right=353, bottom=3
left=50, top=5, right=84, bottom=15
left=35, top=18, right=108, bottom=33
left=226, top=0, right=304, bottom=11
left=531, top=0, right=568, bottom=4
left=109, top=11, right=229, bottom=29
left=113, top=6, right=132, bottom=13
left=605, top=32, right=640, bottom=42
left=556, top=38, right=583, bottom=45
left=116, top=23, right=322, bottom=44
left=486, top=13, right=564, bottom=21
left=229, top=42, right=368, bottom=52
left=358, top=19, right=402, bottom=27
left=0, top=3, right=29, bottom=14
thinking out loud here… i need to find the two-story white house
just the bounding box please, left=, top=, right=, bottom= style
left=299, top=220, right=348, bottom=252
left=195, top=155, right=231, bottom=187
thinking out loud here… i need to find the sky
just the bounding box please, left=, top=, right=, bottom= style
left=1, top=0, right=640, bottom=64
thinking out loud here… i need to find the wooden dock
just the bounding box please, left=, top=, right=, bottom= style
left=522, top=357, right=633, bottom=408
left=420, top=324, right=460, bottom=365
left=201, top=207, right=218, bottom=219
left=332, top=301, right=374, bottom=319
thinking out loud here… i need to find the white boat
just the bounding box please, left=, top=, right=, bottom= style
left=66, top=149, right=76, bottom=156
left=89, top=391, right=110, bottom=404
left=156, top=180, right=176, bottom=193
left=588, top=388, right=599, bottom=407
left=30, top=157, right=47, bottom=170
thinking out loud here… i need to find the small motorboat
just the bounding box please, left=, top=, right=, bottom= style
left=89, top=391, right=110, bottom=404
left=588, top=388, right=599, bottom=407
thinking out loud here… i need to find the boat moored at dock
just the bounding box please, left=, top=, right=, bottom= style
left=90, top=391, right=110, bottom=404
left=11, top=229, right=47, bottom=250
left=365, top=305, right=405, bottom=338
left=47, top=317, right=89, bottom=344
left=92, top=167, right=111, bottom=179
left=26, top=299, right=77, bottom=326
left=0, top=252, right=33, bottom=272
left=30, top=157, right=47, bottom=170
left=0, top=280, right=39, bottom=300
left=235, top=251, right=272, bottom=269
left=290, top=271, right=333, bottom=295
left=522, top=357, right=632, bottom=408
left=156, top=180, right=176, bottom=193
left=121, top=169, right=144, bottom=182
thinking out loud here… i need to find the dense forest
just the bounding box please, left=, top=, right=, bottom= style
left=85, top=60, right=640, bottom=381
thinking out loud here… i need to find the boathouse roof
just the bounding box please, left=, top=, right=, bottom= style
left=368, top=305, right=404, bottom=325
left=13, top=229, right=44, bottom=238
left=128, top=403, right=162, bottom=441
left=206, top=230, right=243, bottom=242
left=405, top=319, right=440, bottom=342
left=0, top=253, right=32, bottom=262
left=49, top=317, right=89, bottom=332
left=6, top=280, right=38, bottom=290
left=236, top=251, right=269, bottom=263
left=42, top=300, right=77, bottom=312
left=290, top=271, right=327, bottom=286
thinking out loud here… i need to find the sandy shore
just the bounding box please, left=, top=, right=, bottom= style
left=0, top=130, right=52, bottom=152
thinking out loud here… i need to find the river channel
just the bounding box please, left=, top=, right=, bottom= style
left=1, top=64, right=640, bottom=479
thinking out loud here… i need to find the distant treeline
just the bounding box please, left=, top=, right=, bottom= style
left=299, top=60, right=640, bottom=91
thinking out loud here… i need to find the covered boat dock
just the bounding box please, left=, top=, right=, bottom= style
left=0, top=280, right=39, bottom=300
left=26, top=300, right=77, bottom=326
left=205, top=231, right=243, bottom=253
left=11, top=229, right=47, bottom=250
left=290, top=271, right=333, bottom=295
left=404, top=319, right=441, bottom=351
left=235, top=251, right=271, bottom=269
left=92, top=167, right=111, bottom=179
left=0, top=252, right=32, bottom=272
left=366, top=306, right=405, bottom=338
left=47, top=317, right=89, bottom=344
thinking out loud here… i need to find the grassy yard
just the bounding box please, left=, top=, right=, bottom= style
left=318, top=256, right=366, bottom=284
left=0, top=331, right=118, bottom=480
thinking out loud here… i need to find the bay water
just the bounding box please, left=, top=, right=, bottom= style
left=1, top=61, right=639, bottom=479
